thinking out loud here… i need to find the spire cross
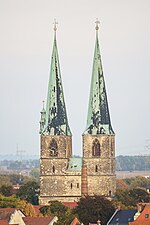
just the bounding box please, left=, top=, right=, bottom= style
left=95, top=18, right=100, bottom=30
left=53, top=19, right=58, bottom=32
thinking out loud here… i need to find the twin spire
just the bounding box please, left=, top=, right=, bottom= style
left=40, top=19, right=71, bottom=136
left=40, top=20, right=114, bottom=136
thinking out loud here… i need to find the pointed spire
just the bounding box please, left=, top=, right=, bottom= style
left=84, top=20, right=114, bottom=135
left=41, top=21, right=72, bottom=136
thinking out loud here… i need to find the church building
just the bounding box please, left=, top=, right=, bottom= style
left=39, top=20, right=116, bottom=205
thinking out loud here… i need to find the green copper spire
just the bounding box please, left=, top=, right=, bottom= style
left=84, top=20, right=114, bottom=135
left=41, top=21, right=72, bottom=136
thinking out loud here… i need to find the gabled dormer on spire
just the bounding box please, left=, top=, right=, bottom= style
left=84, top=20, right=114, bottom=135
left=40, top=100, right=46, bottom=133
left=41, top=21, right=71, bottom=136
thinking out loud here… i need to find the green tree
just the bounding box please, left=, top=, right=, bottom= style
left=74, top=195, right=115, bottom=225
left=18, top=200, right=36, bottom=216
left=16, top=181, right=39, bottom=205
left=30, top=168, right=40, bottom=181
left=0, top=185, right=13, bottom=196
left=0, top=194, right=36, bottom=216
left=0, top=194, right=20, bottom=208
left=40, top=201, right=76, bottom=225
left=0, top=175, right=11, bottom=187
left=114, top=188, right=150, bottom=208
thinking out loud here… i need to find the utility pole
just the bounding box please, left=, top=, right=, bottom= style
left=16, top=144, right=26, bottom=183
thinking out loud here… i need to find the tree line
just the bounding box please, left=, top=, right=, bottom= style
left=116, top=155, right=150, bottom=171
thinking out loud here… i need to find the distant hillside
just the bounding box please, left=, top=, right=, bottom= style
left=116, top=155, right=150, bottom=171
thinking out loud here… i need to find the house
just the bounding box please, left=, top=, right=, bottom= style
left=0, top=208, right=25, bottom=225
left=0, top=208, right=57, bottom=225
left=129, top=204, right=150, bottom=225
left=107, top=209, right=137, bottom=225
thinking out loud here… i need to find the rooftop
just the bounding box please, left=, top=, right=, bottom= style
left=67, top=157, right=82, bottom=171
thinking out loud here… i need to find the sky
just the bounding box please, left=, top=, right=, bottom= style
left=0, top=0, right=150, bottom=157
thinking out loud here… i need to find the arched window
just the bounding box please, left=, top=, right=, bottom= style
left=92, top=139, right=100, bottom=157
left=52, top=165, right=55, bottom=173
left=95, top=165, right=98, bottom=172
left=49, top=139, right=58, bottom=157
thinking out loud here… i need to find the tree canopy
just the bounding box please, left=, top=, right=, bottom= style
left=74, top=195, right=115, bottom=225
left=16, top=181, right=39, bottom=205
left=114, top=188, right=150, bottom=209
left=40, top=201, right=76, bottom=225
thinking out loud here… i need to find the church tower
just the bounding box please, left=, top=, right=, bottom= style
left=39, top=22, right=73, bottom=205
left=82, top=20, right=116, bottom=197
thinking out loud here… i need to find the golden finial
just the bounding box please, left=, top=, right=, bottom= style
left=95, top=18, right=100, bottom=30
left=53, top=19, right=58, bottom=31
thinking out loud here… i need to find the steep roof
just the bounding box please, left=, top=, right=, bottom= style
left=23, top=216, right=54, bottom=225
left=107, top=209, right=137, bottom=225
left=84, top=20, right=114, bottom=135
left=0, top=220, right=9, bottom=225
left=0, top=208, right=16, bottom=222
left=70, top=217, right=81, bottom=225
left=129, top=204, right=150, bottom=225
left=41, top=24, right=71, bottom=136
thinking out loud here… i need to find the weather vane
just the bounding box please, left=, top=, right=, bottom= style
left=53, top=19, right=58, bottom=31
left=95, top=18, right=100, bottom=30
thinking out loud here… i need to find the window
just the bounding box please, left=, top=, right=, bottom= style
left=145, top=214, right=149, bottom=218
left=92, top=139, right=100, bottom=157
left=49, top=139, right=58, bottom=157
left=95, top=165, right=98, bottom=172
left=71, top=183, right=73, bottom=189
left=52, top=165, right=55, bottom=173
left=77, top=183, right=79, bottom=188
left=109, top=190, right=112, bottom=197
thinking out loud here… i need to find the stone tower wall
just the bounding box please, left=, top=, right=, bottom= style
left=82, top=134, right=116, bottom=196
left=40, top=135, right=81, bottom=204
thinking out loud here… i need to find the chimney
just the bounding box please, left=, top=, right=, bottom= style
left=97, top=220, right=101, bottom=225
left=81, top=162, right=88, bottom=197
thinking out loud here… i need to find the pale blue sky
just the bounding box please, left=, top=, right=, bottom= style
left=0, top=0, right=150, bottom=156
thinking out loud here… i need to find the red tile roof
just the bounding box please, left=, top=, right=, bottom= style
left=63, top=202, right=78, bottom=209
left=70, top=217, right=81, bottom=225
left=129, top=204, right=150, bottom=225
left=23, top=216, right=54, bottom=225
left=0, top=220, right=9, bottom=225
left=0, top=208, right=16, bottom=222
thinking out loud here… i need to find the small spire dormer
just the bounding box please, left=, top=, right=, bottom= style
left=84, top=19, right=114, bottom=135
left=40, top=100, right=46, bottom=134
